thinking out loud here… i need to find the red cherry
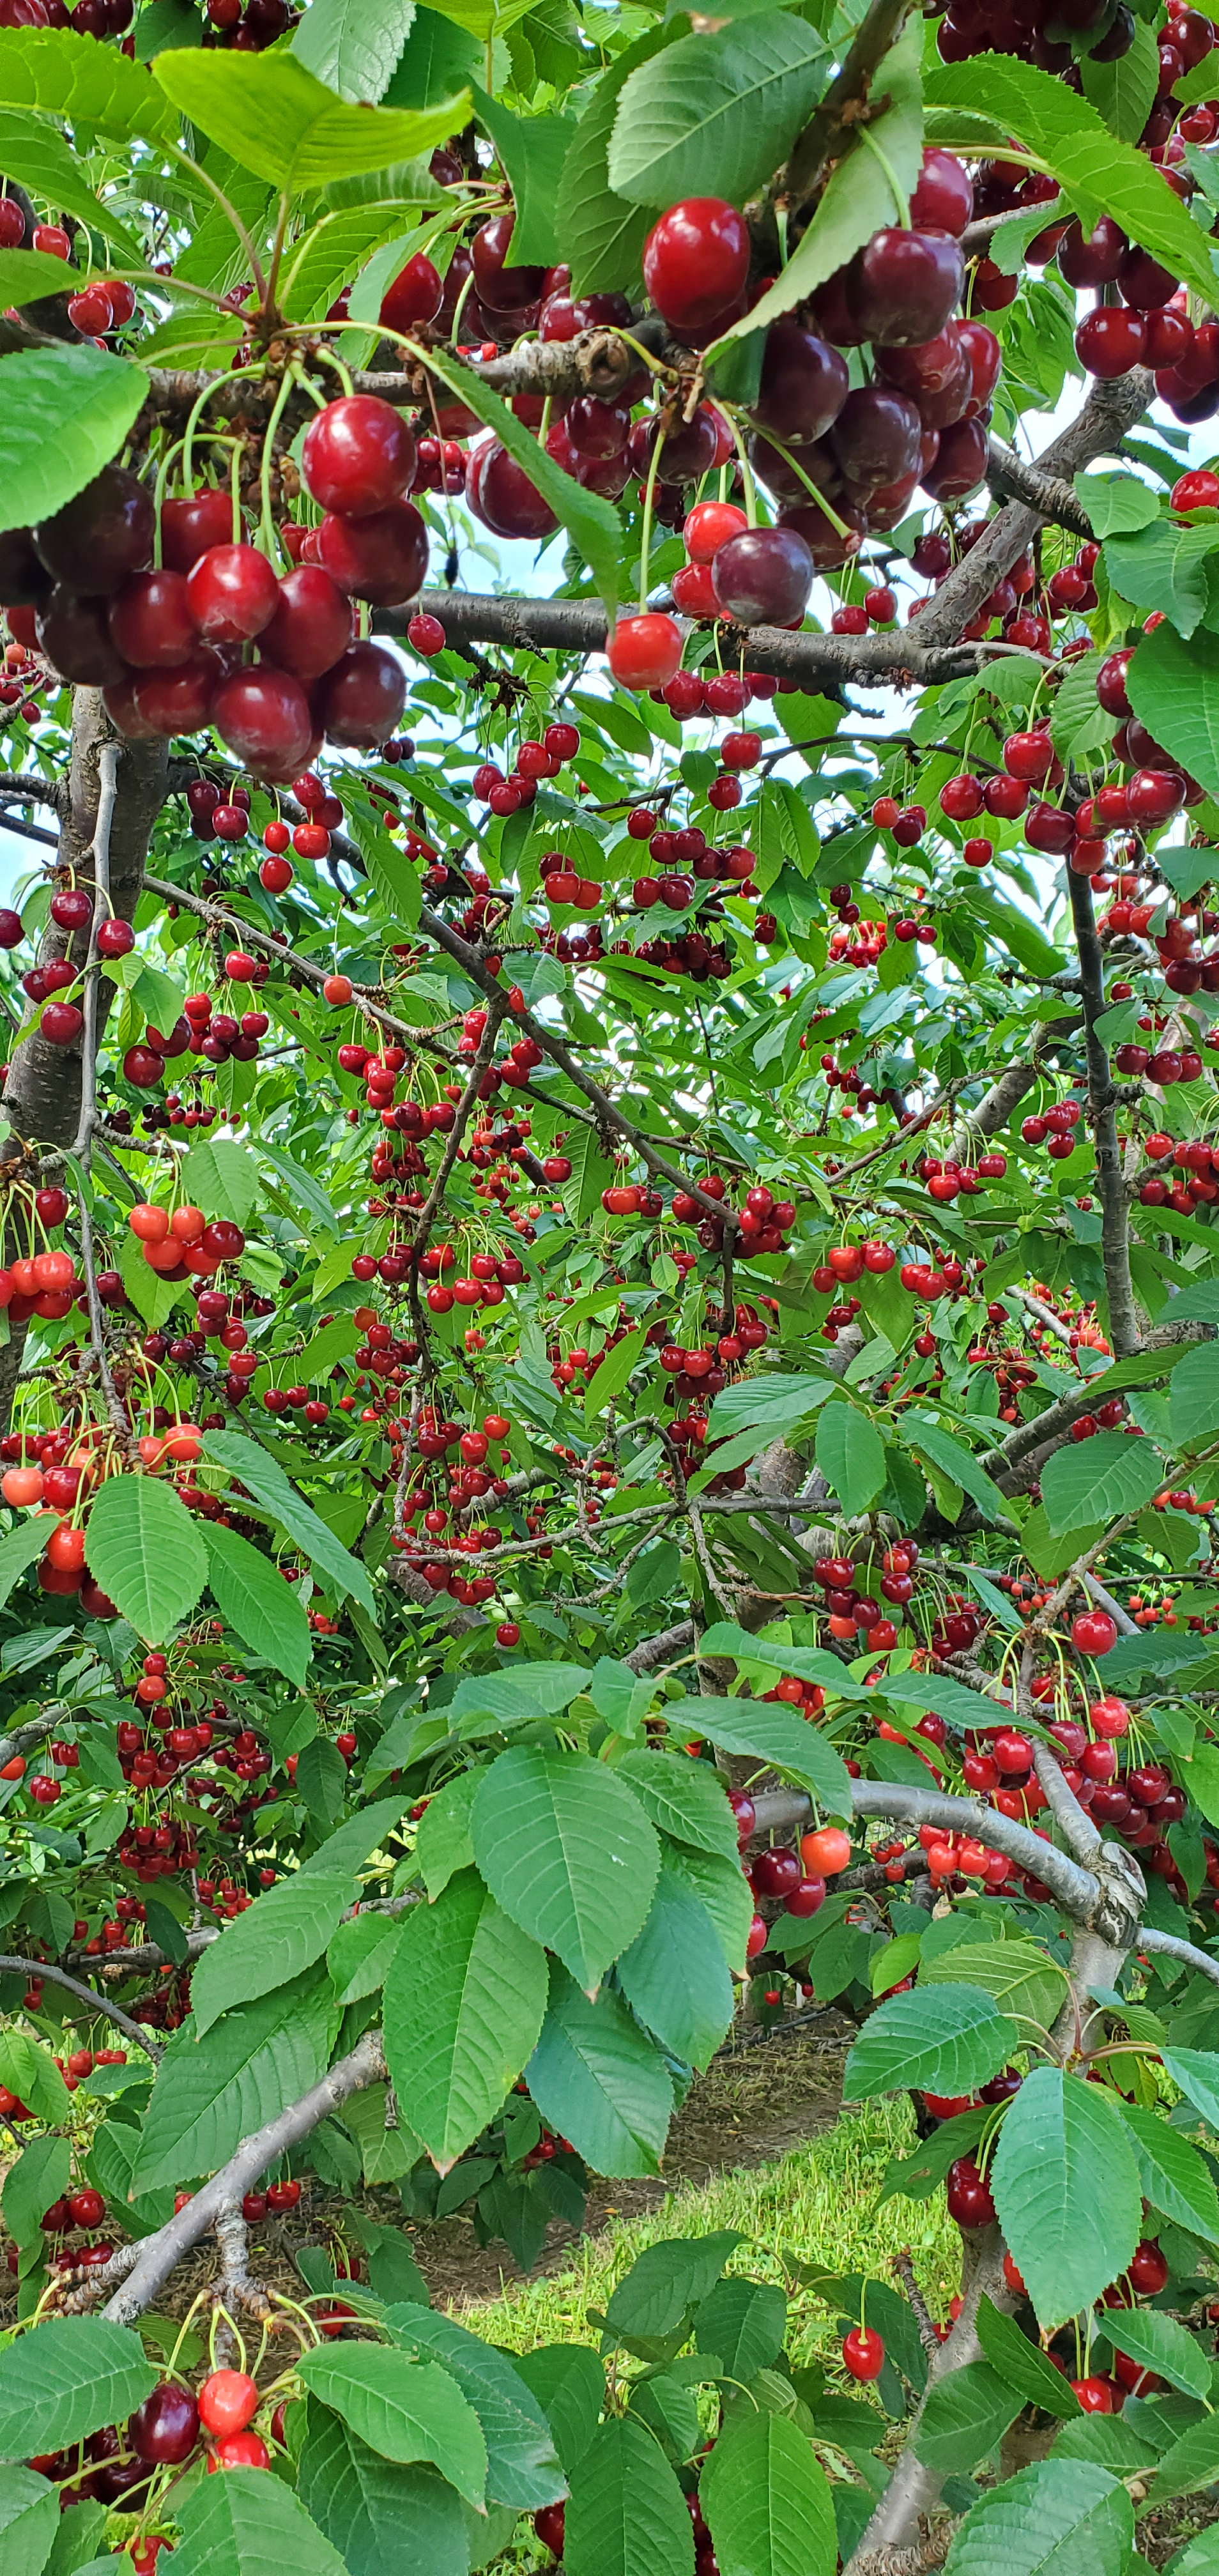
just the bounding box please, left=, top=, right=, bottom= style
left=260, top=565, right=353, bottom=680
left=317, top=641, right=407, bottom=750
left=318, top=500, right=429, bottom=606
left=379, top=251, right=443, bottom=333
left=1075, top=307, right=1147, bottom=377
left=160, top=487, right=234, bottom=574
left=407, top=611, right=446, bottom=657
left=186, top=543, right=280, bottom=643
left=130, top=2381, right=200, bottom=2464
left=211, top=668, right=315, bottom=781
left=606, top=613, right=683, bottom=691
left=851, top=228, right=964, bottom=346
left=109, top=568, right=197, bottom=668
left=208, top=2430, right=270, bottom=2471
left=711, top=526, right=814, bottom=625
left=197, top=2370, right=259, bottom=2435
left=302, top=395, right=416, bottom=518
left=842, top=2326, right=885, bottom=2380
left=643, top=197, right=750, bottom=335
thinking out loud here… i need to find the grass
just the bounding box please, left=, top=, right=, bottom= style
left=463, top=2095, right=960, bottom=2568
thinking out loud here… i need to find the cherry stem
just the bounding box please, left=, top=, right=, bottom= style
left=259, top=366, right=302, bottom=566
left=638, top=426, right=666, bottom=613
left=857, top=123, right=910, bottom=228
left=752, top=423, right=852, bottom=539
left=309, top=341, right=356, bottom=401
left=263, top=192, right=291, bottom=320
left=161, top=135, right=267, bottom=305
left=723, top=409, right=758, bottom=530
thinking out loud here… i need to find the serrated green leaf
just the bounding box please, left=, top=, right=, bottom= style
left=296, top=2346, right=487, bottom=2501
left=171, top=2464, right=348, bottom=2576
left=291, top=0, right=416, bottom=102
left=133, top=1971, right=334, bottom=2191
left=990, top=2068, right=1142, bottom=2330
left=943, top=2458, right=1133, bottom=2576
left=153, top=45, right=465, bottom=189
left=814, top=1400, right=885, bottom=1515
left=566, top=2413, right=695, bottom=2576
left=607, top=12, right=828, bottom=210
left=205, top=1522, right=312, bottom=1690
left=0, top=344, right=149, bottom=540
left=844, top=1984, right=1019, bottom=2104
left=528, top=1962, right=673, bottom=2177
left=82, top=1473, right=208, bottom=1644
left=383, top=1869, right=548, bottom=2170
left=974, top=2297, right=1082, bottom=2419
left=1039, top=1431, right=1166, bottom=1535
left=0, top=2320, right=155, bottom=2463
left=700, top=2411, right=836, bottom=2576
left=471, top=1747, right=659, bottom=1992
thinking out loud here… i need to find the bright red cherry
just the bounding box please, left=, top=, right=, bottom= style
left=302, top=395, right=416, bottom=518
left=643, top=197, right=751, bottom=335
left=379, top=251, right=443, bottom=334
left=197, top=2370, right=259, bottom=2436
left=842, top=2326, right=885, bottom=2380
left=317, top=641, right=407, bottom=750
left=185, top=543, right=280, bottom=643
left=211, top=668, right=314, bottom=782
left=606, top=613, right=683, bottom=691
left=260, top=565, right=353, bottom=680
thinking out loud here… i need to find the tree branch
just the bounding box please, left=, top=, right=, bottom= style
left=1066, top=867, right=1140, bottom=1359
left=0, top=1956, right=161, bottom=2061
left=986, top=436, right=1093, bottom=536
left=1135, top=1924, right=1219, bottom=1987
left=782, top=0, right=916, bottom=209
left=747, top=1781, right=1101, bottom=1919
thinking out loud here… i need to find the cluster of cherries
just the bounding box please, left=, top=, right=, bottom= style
left=0, top=401, right=419, bottom=786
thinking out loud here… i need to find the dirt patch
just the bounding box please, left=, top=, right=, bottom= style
left=403, top=2011, right=855, bottom=2310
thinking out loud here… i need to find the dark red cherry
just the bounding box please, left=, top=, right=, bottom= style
left=259, top=565, right=353, bottom=680
left=710, top=525, right=815, bottom=625
left=851, top=229, right=965, bottom=347
left=0, top=526, right=51, bottom=608
left=318, top=500, right=429, bottom=605
left=566, top=396, right=632, bottom=459
left=302, top=395, right=417, bottom=518
left=159, top=487, right=234, bottom=574
left=378, top=251, right=443, bottom=334
left=909, top=148, right=973, bottom=236
left=958, top=320, right=1001, bottom=411
left=921, top=417, right=988, bottom=499
left=642, top=195, right=751, bottom=335
left=1058, top=215, right=1128, bottom=286
left=753, top=320, right=849, bottom=447
left=318, top=641, right=408, bottom=749
left=129, top=2382, right=200, bottom=2465
left=1075, top=306, right=1146, bottom=377
left=34, top=463, right=153, bottom=597
left=210, top=667, right=315, bottom=781
left=829, top=385, right=921, bottom=491
left=108, top=568, right=197, bottom=668
left=36, top=588, right=126, bottom=686
left=131, top=653, right=222, bottom=737
left=778, top=496, right=866, bottom=570
left=471, top=213, right=546, bottom=315
left=466, top=439, right=557, bottom=540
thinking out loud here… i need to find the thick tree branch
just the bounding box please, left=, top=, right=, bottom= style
left=782, top=0, right=916, bottom=208
left=1135, top=1924, right=1219, bottom=1987
left=747, top=1780, right=1102, bottom=1919
left=986, top=436, right=1092, bottom=536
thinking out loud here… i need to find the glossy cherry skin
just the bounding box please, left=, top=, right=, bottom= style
left=319, top=500, right=429, bottom=605
left=34, top=463, right=153, bottom=596
left=1075, top=307, right=1146, bottom=378
left=711, top=525, right=815, bottom=625
left=130, top=2381, right=201, bottom=2464
left=1058, top=215, right=1127, bottom=287
left=566, top=396, right=632, bottom=459
left=109, top=568, right=198, bottom=668
left=851, top=229, right=965, bottom=347
left=198, top=2370, right=259, bottom=2436
left=921, top=418, right=988, bottom=500
left=131, top=652, right=223, bottom=737
left=643, top=196, right=751, bottom=335
left=379, top=251, right=443, bottom=334
left=467, top=439, right=557, bottom=541
left=259, top=565, right=353, bottom=680
left=830, top=386, right=921, bottom=492
left=211, top=667, right=315, bottom=781
left=957, top=320, right=1001, bottom=413
left=186, top=543, right=280, bottom=643
left=606, top=613, right=683, bottom=691
left=0, top=526, right=51, bottom=607
left=159, top=487, right=234, bottom=574
left=471, top=213, right=546, bottom=315
left=778, top=496, right=866, bottom=571
left=318, top=641, right=408, bottom=749
left=302, top=395, right=417, bottom=519
left=909, top=147, right=973, bottom=235
left=36, top=588, right=126, bottom=686
left=753, top=321, right=848, bottom=447
left=842, top=2326, right=886, bottom=2379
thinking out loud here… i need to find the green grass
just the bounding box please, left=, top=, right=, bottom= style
left=463, top=2096, right=958, bottom=2567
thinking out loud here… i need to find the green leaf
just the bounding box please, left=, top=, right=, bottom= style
left=204, top=1522, right=312, bottom=1690
left=913, top=2361, right=1023, bottom=2476
left=1049, top=648, right=1116, bottom=763
left=1127, top=615, right=1219, bottom=801
left=0, top=241, right=125, bottom=303
left=471, top=1747, right=659, bottom=1993
left=844, top=1984, right=1019, bottom=2104
left=617, top=1853, right=736, bottom=2068
left=177, top=1136, right=259, bottom=1228
left=0, top=110, right=141, bottom=257
left=671, top=1698, right=853, bottom=1814
left=415, top=1770, right=479, bottom=1899
left=296, top=2347, right=487, bottom=2502
left=925, top=55, right=1218, bottom=302
left=202, top=1431, right=376, bottom=1614
left=974, top=2299, right=1082, bottom=2420
left=700, top=2411, right=836, bottom=2576
left=583, top=1328, right=646, bottom=1422
left=1114, top=2099, right=1219, bottom=2240
left=80, top=1471, right=208, bottom=1644
left=814, top=1401, right=886, bottom=1515
left=556, top=26, right=678, bottom=296
left=1105, top=2307, right=1209, bottom=2402
left=906, top=1416, right=1005, bottom=1525
left=603, top=2234, right=741, bottom=2344
left=1169, top=1338, right=1219, bottom=1446
left=942, top=2460, right=1133, bottom=2576
left=1145, top=2408, right=1219, bottom=2503
left=190, top=1873, right=353, bottom=2038
left=0, top=2470, right=57, bottom=2576
left=133, top=1970, right=334, bottom=2191
left=528, top=1963, right=673, bottom=2176
left=3, top=2138, right=70, bottom=2255
left=920, top=1939, right=1068, bottom=2035
left=382, top=1870, right=548, bottom=2170
left=153, top=47, right=466, bottom=188
left=708, top=13, right=922, bottom=348
left=296, top=2407, right=470, bottom=2576
left=878, top=2108, right=986, bottom=2205
left=565, top=2413, right=695, bottom=2576
left=1163, top=2044, right=1219, bottom=2135
left=1104, top=519, right=1219, bottom=640
left=706, top=1373, right=834, bottom=1443
left=0, top=2319, right=155, bottom=2462
left=0, top=24, right=176, bottom=137
left=415, top=339, right=622, bottom=619
left=170, top=2465, right=348, bottom=2576
left=383, top=2305, right=565, bottom=2508
left=0, top=344, right=148, bottom=540
left=693, top=2276, right=786, bottom=2379
left=990, top=2067, right=1142, bottom=2330
left=291, top=0, right=416, bottom=102
left=1051, top=2413, right=1159, bottom=2472
left=384, top=7, right=480, bottom=107
left=0, top=1515, right=59, bottom=1611
left=1039, top=1430, right=1165, bottom=1535
left=613, top=1751, right=739, bottom=1861
left=510, top=2345, right=604, bottom=2480
left=471, top=87, right=571, bottom=267
left=1079, top=12, right=1158, bottom=138
left=606, top=11, right=827, bottom=210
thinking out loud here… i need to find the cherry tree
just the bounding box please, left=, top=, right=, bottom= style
left=1, top=0, right=1218, bottom=2568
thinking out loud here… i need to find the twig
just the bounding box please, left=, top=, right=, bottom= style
left=0, top=1956, right=162, bottom=2061
left=893, top=2248, right=940, bottom=2359
left=1135, top=1924, right=1219, bottom=1988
